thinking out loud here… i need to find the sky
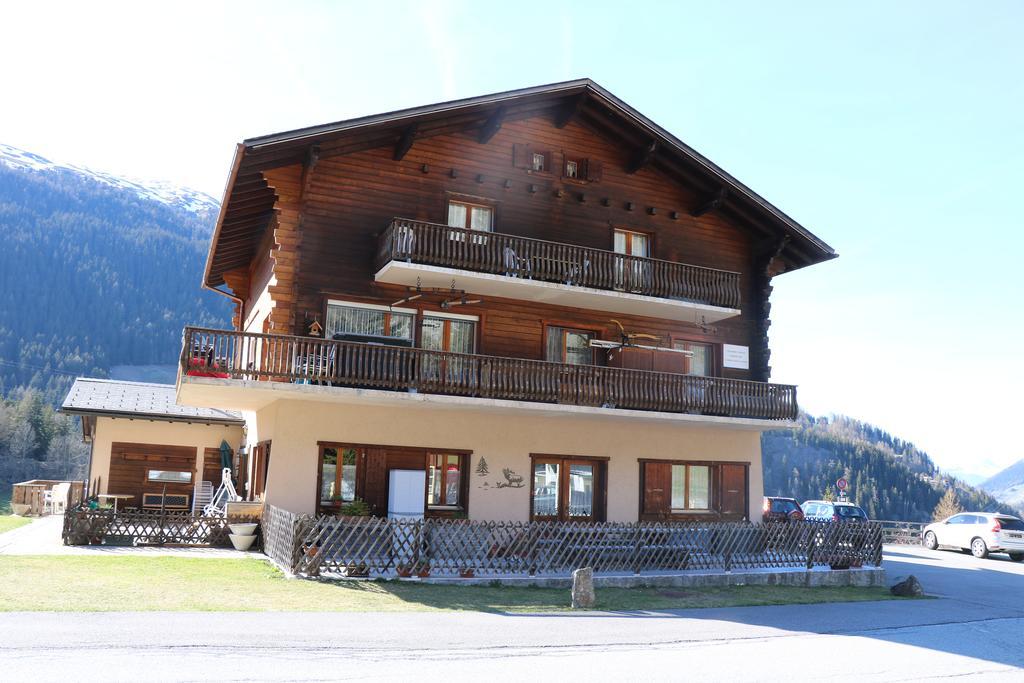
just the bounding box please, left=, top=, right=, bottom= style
left=2, top=1, right=1022, bottom=477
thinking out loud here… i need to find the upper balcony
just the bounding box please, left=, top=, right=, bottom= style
left=177, top=327, right=797, bottom=423
left=374, top=219, right=742, bottom=323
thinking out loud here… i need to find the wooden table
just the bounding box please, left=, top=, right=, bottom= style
left=97, top=494, right=134, bottom=513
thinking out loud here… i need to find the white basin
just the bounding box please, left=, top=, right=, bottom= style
left=229, top=533, right=257, bottom=551
left=228, top=523, right=258, bottom=536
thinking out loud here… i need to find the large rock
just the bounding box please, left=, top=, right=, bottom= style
left=571, top=567, right=596, bottom=608
left=890, top=575, right=924, bottom=597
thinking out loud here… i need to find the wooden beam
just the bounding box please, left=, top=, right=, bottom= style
left=626, top=140, right=657, bottom=174
left=690, top=187, right=728, bottom=217
left=299, top=146, right=319, bottom=202
left=392, top=123, right=419, bottom=161
left=477, top=106, right=506, bottom=144
left=553, top=95, right=584, bottom=128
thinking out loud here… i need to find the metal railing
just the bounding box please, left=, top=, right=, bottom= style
left=181, top=326, right=798, bottom=421
left=878, top=520, right=926, bottom=545
left=277, top=509, right=883, bottom=577
left=377, top=218, right=742, bottom=309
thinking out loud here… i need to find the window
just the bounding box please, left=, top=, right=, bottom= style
left=531, top=152, right=547, bottom=172
left=147, top=470, right=192, bottom=484
left=672, top=340, right=713, bottom=376
left=427, top=453, right=464, bottom=507
left=613, top=228, right=652, bottom=292
left=325, top=301, right=414, bottom=340
left=670, top=464, right=710, bottom=511
left=420, top=313, right=477, bottom=354
left=420, top=312, right=478, bottom=384
left=319, top=447, right=358, bottom=506
left=447, top=200, right=493, bottom=231
left=641, top=461, right=747, bottom=519
left=613, top=229, right=650, bottom=258
left=563, top=156, right=601, bottom=181
left=545, top=326, right=595, bottom=365
left=530, top=455, right=605, bottom=521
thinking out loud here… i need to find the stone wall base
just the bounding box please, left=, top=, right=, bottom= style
left=418, top=567, right=886, bottom=589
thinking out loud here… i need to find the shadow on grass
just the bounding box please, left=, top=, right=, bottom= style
left=300, top=577, right=903, bottom=616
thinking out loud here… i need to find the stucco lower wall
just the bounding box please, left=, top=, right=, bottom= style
left=254, top=399, right=763, bottom=521
left=89, top=417, right=244, bottom=494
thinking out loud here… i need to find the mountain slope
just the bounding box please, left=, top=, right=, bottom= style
left=0, top=144, right=231, bottom=403
left=980, top=460, right=1024, bottom=512
left=763, top=414, right=1020, bottom=521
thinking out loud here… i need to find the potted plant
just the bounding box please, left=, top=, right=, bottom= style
left=338, top=498, right=372, bottom=517
left=459, top=567, right=476, bottom=578
left=343, top=562, right=370, bottom=578
left=396, top=562, right=414, bottom=578
left=416, top=562, right=431, bottom=578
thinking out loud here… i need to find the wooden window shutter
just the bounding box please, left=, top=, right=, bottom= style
left=642, top=462, right=672, bottom=516
left=512, top=143, right=532, bottom=169
left=718, top=464, right=748, bottom=519
left=586, top=159, right=603, bottom=182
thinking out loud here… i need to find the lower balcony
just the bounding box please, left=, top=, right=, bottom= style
left=178, top=327, right=797, bottom=422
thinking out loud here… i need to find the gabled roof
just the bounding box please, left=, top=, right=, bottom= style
left=60, top=378, right=244, bottom=425
left=205, top=79, right=836, bottom=289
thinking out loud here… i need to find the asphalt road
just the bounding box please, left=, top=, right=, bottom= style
left=2, top=545, right=1023, bottom=681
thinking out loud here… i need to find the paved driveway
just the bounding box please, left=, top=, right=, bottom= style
left=1, top=544, right=1023, bottom=681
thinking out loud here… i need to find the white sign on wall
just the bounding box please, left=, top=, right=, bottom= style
left=722, top=344, right=750, bottom=370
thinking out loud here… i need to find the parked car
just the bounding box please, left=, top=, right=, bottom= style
left=923, top=512, right=1024, bottom=561
left=762, top=496, right=804, bottom=523
left=802, top=500, right=869, bottom=523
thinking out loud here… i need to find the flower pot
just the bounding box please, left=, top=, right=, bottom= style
left=229, top=533, right=257, bottom=551
left=229, top=523, right=258, bottom=536
left=396, top=566, right=413, bottom=578
left=459, top=568, right=476, bottom=578
left=417, top=566, right=431, bottom=578
left=11, top=503, right=30, bottom=516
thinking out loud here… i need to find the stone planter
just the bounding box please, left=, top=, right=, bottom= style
left=229, top=523, right=258, bottom=536
left=229, top=533, right=257, bottom=551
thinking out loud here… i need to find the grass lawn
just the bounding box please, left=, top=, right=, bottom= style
left=0, top=556, right=907, bottom=612
left=0, top=515, right=31, bottom=535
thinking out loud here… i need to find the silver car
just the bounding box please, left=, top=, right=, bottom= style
left=923, top=512, right=1024, bottom=561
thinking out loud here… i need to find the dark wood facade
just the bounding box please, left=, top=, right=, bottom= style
left=108, top=442, right=198, bottom=509
left=217, top=116, right=814, bottom=384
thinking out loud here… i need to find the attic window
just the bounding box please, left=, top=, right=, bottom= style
left=512, top=144, right=552, bottom=174
left=563, top=156, right=601, bottom=182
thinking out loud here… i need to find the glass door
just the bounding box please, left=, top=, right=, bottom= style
left=420, top=314, right=477, bottom=387
left=614, top=229, right=651, bottom=292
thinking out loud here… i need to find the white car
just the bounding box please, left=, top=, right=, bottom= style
left=923, top=512, right=1024, bottom=561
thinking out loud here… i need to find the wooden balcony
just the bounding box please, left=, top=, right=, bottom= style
left=375, top=219, right=742, bottom=320
left=181, top=327, right=797, bottom=421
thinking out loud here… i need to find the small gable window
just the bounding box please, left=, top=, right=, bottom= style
left=563, top=155, right=602, bottom=182
left=513, top=143, right=552, bottom=174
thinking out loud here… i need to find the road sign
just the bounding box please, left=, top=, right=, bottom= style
left=836, top=478, right=848, bottom=491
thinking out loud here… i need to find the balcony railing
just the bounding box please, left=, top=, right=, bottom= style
left=181, top=327, right=797, bottom=421
left=376, top=218, right=742, bottom=309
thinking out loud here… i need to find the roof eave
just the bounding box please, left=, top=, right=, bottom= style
left=59, top=406, right=244, bottom=427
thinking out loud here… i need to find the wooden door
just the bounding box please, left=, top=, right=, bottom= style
left=642, top=462, right=672, bottom=517
left=719, top=464, right=748, bottom=520
left=250, top=441, right=271, bottom=500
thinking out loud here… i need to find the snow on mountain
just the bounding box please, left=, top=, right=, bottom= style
left=0, top=142, right=220, bottom=215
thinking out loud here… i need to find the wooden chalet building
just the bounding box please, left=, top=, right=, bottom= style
left=177, top=79, right=836, bottom=523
